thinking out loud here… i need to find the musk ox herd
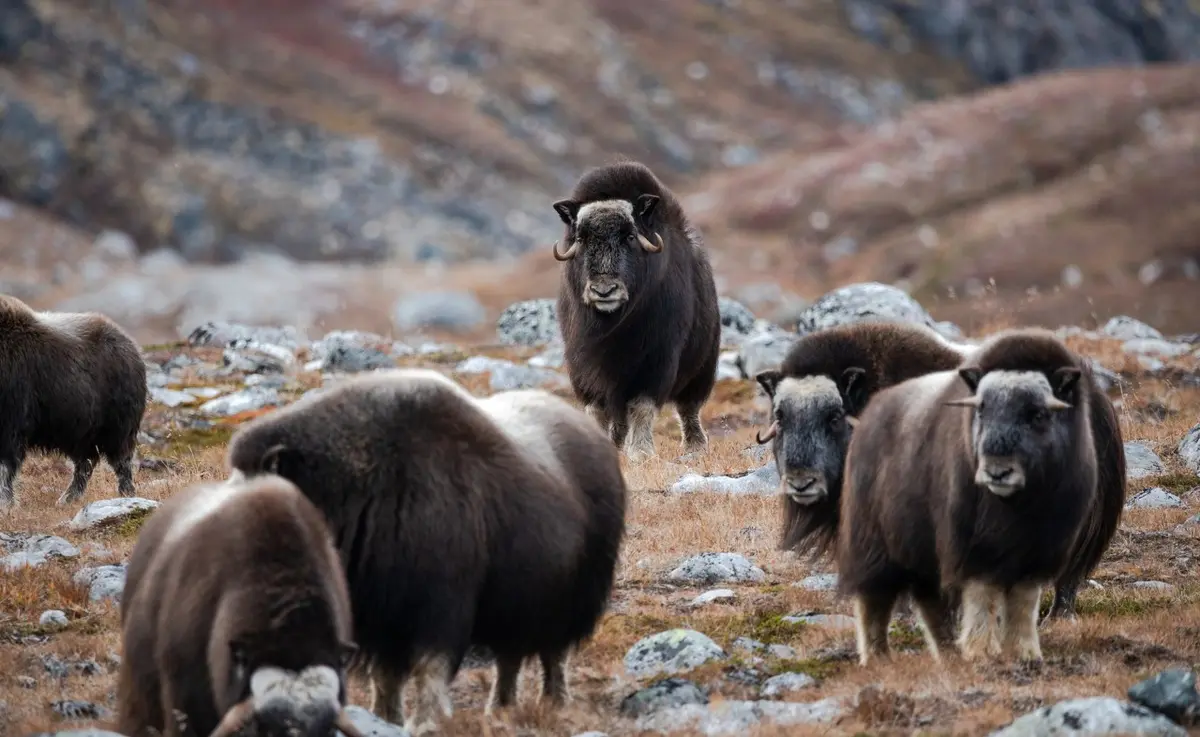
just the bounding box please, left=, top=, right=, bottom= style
left=0, top=159, right=1130, bottom=735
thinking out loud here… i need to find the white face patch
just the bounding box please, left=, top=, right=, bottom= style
left=576, top=199, right=634, bottom=225
left=250, top=665, right=341, bottom=712
left=975, top=370, right=1055, bottom=402
left=774, top=375, right=842, bottom=413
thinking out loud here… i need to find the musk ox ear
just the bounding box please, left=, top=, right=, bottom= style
left=338, top=641, right=358, bottom=668
left=1051, top=366, right=1082, bottom=402
left=836, top=366, right=868, bottom=413
left=957, top=366, right=983, bottom=393
left=552, top=199, right=580, bottom=227
left=635, top=193, right=660, bottom=222
left=260, top=444, right=290, bottom=476
left=755, top=369, right=782, bottom=400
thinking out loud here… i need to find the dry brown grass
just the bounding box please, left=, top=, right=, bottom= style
left=2, top=340, right=1199, bottom=736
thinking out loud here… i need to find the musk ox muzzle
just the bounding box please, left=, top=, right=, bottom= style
left=973, top=455, right=1025, bottom=497
left=208, top=666, right=364, bottom=737
left=782, top=469, right=827, bottom=505
left=582, top=275, right=629, bottom=312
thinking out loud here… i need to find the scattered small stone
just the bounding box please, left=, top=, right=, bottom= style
left=1125, top=442, right=1166, bottom=480
left=635, top=697, right=843, bottom=735
left=1123, top=338, right=1192, bottom=359
left=199, top=386, right=281, bottom=416
left=795, top=573, right=838, bottom=591
left=991, top=696, right=1186, bottom=736
left=0, top=533, right=81, bottom=571
left=149, top=386, right=199, bottom=407
left=39, top=610, right=68, bottom=629
left=782, top=612, right=856, bottom=630
left=1125, top=488, right=1184, bottom=510
left=222, top=340, right=296, bottom=373
left=620, top=677, right=709, bottom=718
left=624, top=629, right=726, bottom=679
left=689, top=589, right=736, bottom=607
left=1128, top=669, right=1200, bottom=727
left=17, top=675, right=35, bottom=689
left=186, top=322, right=307, bottom=351
left=671, top=463, right=779, bottom=495
left=766, top=643, right=798, bottom=659
left=308, top=330, right=402, bottom=373
left=73, top=564, right=127, bottom=603
left=69, top=497, right=159, bottom=532
left=732, top=637, right=766, bottom=654
left=761, top=672, right=816, bottom=698
left=1101, top=316, right=1163, bottom=342
left=454, top=355, right=566, bottom=391
left=1130, top=580, right=1175, bottom=592
left=51, top=700, right=111, bottom=721
left=667, top=553, right=765, bottom=585
left=339, top=705, right=410, bottom=737
left=1179, top=424, right=1200, bottom=474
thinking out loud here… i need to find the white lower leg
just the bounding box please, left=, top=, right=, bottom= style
left=1004, top=583, right=1044, bottom=661
left=957, top=580, right=1002, bottom=661
left=624, top=399, right=658, bottom=461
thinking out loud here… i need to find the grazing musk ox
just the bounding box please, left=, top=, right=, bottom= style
left=552, top=160, right=721, bottom=460
left=836, top=329, right=1098, bottom=665
left=117, top=474, right=364, bottom=737
left=224, top=368, right=627, bottom=735
left=0, top=294, right=147, bottom=510
left=754, top=320, right=1124, bottom=623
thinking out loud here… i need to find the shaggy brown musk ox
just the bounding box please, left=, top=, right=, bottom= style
left=117, top=474, right=364, bottom=737
left=0, top=294, right=147, bottom=510
left=836, top=329, right=1099, bottom=665
left=755, top=321, right=1124, bottom=623
left=224, top=368, right=627, bottom=734
left=551, top=160, right=721, bottom=461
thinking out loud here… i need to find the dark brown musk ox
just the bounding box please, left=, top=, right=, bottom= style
left=551, top=160, right=721, bottom=462
left=116, top=473, right=365, bottom=737
left=223, top=368, right=627, bottom=735
left=0, top=294, right=147, bottom=511
left=753, top=320, right=1124, bottom=624
left=835, top=329, right=1100, bottom=666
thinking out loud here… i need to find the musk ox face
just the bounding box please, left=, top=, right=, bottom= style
left=754, top=370, right=861, bottom=506
left=945, top=366, right=1080, bottom=497
left=550, top=196, right=664, bottom=313
left=210, top=638, right=364, bottom=737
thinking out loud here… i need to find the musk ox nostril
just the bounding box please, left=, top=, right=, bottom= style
left=591, top=283, right=619, bottom=298
left=985, top=467, right=1013, bottom=482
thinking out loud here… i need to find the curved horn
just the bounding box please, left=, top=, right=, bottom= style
left=552, top=240, right=579, bottom=261
left=335, top=708, right=368, bottom=737
left=638, top=232, right=664, bottom=253
left=207, top=698, right=254, bottom=737
left=1045, top=396, right=1072, bottom=410
left=755, top=422, right=778, bottom=444
left=944, top=396, right=981, bottom=408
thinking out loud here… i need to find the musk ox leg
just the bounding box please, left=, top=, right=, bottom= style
left=58, top=450, right=99, bottom=506
left=487, top=653, right=524, bottom=713
left=852, top=592, right=896, bottom=666
left=405, top=653, right=454, bottom=736
left=674, top=401, right=707, bottom=454
left=0, top=462, right=15, bottom=512
left=111, top=453, right=137, bottom=497
left=584, top=403, right=610, bottom=434
left=1042, top=580, right=1081, bottom=626
left=957, top=580, right=1004, bottom=662
left=369, top=665, right=405, bottom=725
left=539, top=649, right=570, bottom=706
left=911, top=590, right=955, bottom=662
left=623, top=398, right=658, bottom=462
left=1003, top=583, right=1045, bottom=662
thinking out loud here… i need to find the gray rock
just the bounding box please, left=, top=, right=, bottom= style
left=766, top=643, right=798, bottom=659
left=671, top=463, right=779, bottom=495
left=1130, top=580, right=1175, bottom=592
left=39, top=609, right=69, bottom=628
left=338, top=705, right=411, bottom=737
left=731, top=637, right=767, bottom=654
left=795, top=573, right=838, bottom=591
left=69, top=497, right=159, bottom=531
left=527, top=343, right=565, bottom=369
left=455, top=355, right=566, bottom=391
left=624, top=629, right=726, bottom=679
left=187, top=321, right=307, bottom=351
left=1179, top=424, right=1200, bottom=474
left=51, top=699, right=112, bottom=721
left=620, top=677, right=709, bottom=717
left=782, top=612, right=856, bottom=630
left=0, top=533, right=81, bottom=571
left=497, top=298, right=560, bottom=347
left=635, top=697, right=842, bottom=735
left=1123, top=338, right=1192, bottom=359
left=736, top=330, right=799, bottom=379
left=73, top=564, right=127, bottom=603
left=199, top=386, right=282, bottom=416
left=149, top=386, right=199, bottom=408
left=1102, top=316, right=1163, bottom=341
left=1125, top=488, right=1184, bottom=510
left=392, top=291, right=485, bottom=333
left=1125, top=442, right=1166, bottom=480
left=309, top=330, right=403, bottom=373
left=719, top=297, right=757, bottom=336
left=990, top=696, right=1187, bottom=737
left=223, top=340, right=296, bottom=374
left=761, top=672, right=816, bottom=698
left=689, top=589, right=736, bottom=607
left=1128, top=669, right=1200, bottom=727
left=716, top=351, right=743, bottom=381
left=793, top=282, right=941, bottom=336
left=667, top=553, right=765, bottom=585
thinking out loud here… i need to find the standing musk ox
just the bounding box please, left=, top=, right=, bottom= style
left=551, top=161, right=721, bottom=461
left=0, top=294, right=147, bottom=510
left=754, top=321, right=1124, bottom=623
left=836, top=329, right=1100, bottom=666
left=117, top=474, right=364, bottom=737
left=224, top=368, right=627, bottom=735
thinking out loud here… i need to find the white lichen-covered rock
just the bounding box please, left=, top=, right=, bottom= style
left=497, top=298, right=560, bottom=346
left=624, top=629, right=726, bottom=679
left=689, top=589, right=737, bottom=607
left=736, top=329, right=799, bottom=379
left=69, top=498, right=160, bottom=531
left=455, top=355, right=567, bottom=392
left=1125, top=442, right=1166, bottom=480
left=391, top=290, right=485, bottom=333
left=223, top=340, right=296, bottom=374
left=782, top=611, right=856, bottom=629
left=0, top=533, right=81, bottom=571
left=667, top=553, right=766, bottom=585
left=39, top=609, right=69, bottom=629
left=309, top=330, right=408, bottom=373
left=793, top=282, right=953, bottom=338
left=795, top=573, right=838, bottom=591
left=1101, top=315, right=1163, bottom=341
left=199, top=386, right=282, bottom=416
left=1123, top=338, right=1192, bottom=358
left=990, top=696, right=1187, bottom=737
left=1125, top=488, right=1184, bottom=510
left=186, top=321, right=308, bottom=350
left=671, top=463, right=779, bottom=495
left=149, top=386, right=199, bottom=408
left=1179, top=424, right=1200, bottom=474
left=73, top=564, right=127, bottom=603
left=761, top=672, right=817, bottom=698
left=338, top=705, right=412, bottom=737
left=635, top=698, right=843, bottom=735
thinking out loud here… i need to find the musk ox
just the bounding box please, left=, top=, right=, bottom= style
left=836, top=329, right=1099, bottom=666
left=754, top=321, right=1124, bottom=623
left=551, top=160, right=721, bottom=461
left=224, top=368, right=627, bottom=734
left=116, top=474, right=364, bottom=737
left=0, top=295, right=147, bottom=510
